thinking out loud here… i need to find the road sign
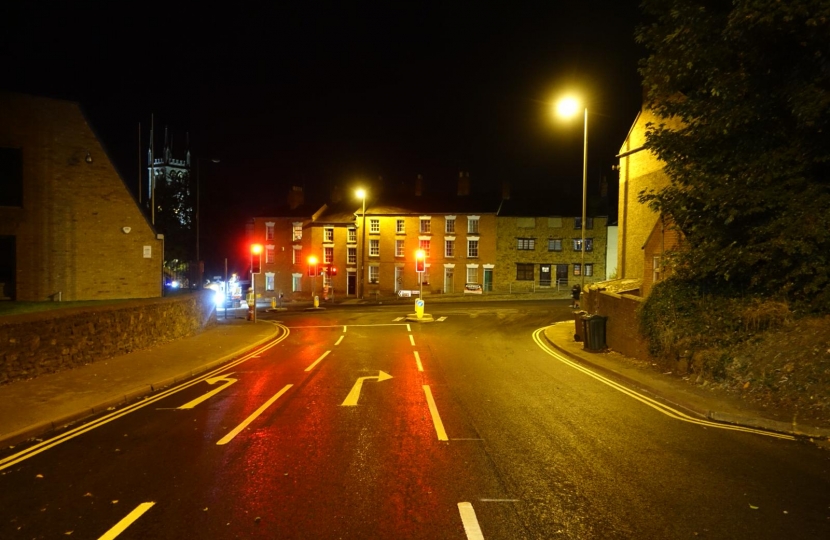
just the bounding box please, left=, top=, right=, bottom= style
left=398, top=290, right=411, bottom=297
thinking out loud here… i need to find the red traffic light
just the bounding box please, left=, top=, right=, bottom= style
left=251, top=244, right=263, bottom=274
left=330, top=266, right=337, bottom=276
left=415, top=249, right=426, bottom=272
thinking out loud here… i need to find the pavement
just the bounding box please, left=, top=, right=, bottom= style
left=1, top=302, right=828, bottom=451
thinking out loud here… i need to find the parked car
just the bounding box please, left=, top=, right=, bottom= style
left=464, top=283, right=483, bottom=294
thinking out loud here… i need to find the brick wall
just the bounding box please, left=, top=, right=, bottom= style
left=617, top=108, right=682, bottom=282
left=0, top=292, right=216, bottom=383
left=495, top=216, right=608, bottom=291
left=585, top=288, right=653, bottom=361
left=0, top=93, right=162, bottom=301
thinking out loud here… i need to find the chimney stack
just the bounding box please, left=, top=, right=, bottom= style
left=288, top=185, right=304, bottom=209
left=457, top=171, right=470, bottom=196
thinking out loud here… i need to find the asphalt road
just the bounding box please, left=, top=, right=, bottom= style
left=1, top=300, right=829, bottom=539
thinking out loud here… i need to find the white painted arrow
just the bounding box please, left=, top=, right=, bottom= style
left=177, top=374, right=238, bottom=409
left=341, top=371, right=393, bottom=406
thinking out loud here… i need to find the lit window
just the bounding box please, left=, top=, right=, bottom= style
left=548, top=239, right=562, bottom=252
left=292, top=274, right=302, bottom=292
left=348, top=228, right=356, bottom=243
left=467, top=216, right=479, bottom=234
left=265, top=222, right=275, bottom=241
left=348, top=247, right=356, bottom=264
left=293, top=222, right=303, bottom=240
left=370, top=219, right=380, bottom=233
left=467, top=239, right=479, bottom=258
left=324, top=247, right=333, bottom=263
left=370, top=239, right=379, bottom=256
left=396, top=219, right=405, bottom=234
left=265, top=245, right=275, bottom=264
left=585, top=263, right=594, bottom=277
left=419, top=239, right=430, bottom=257
left=573, top=238, right=593, bottom=252
left=517, top=238, right=535, bottom=250
left=324, top=228, right=334, bottom=242
left=445, top=218, right=455, bottom=234
left=466, top=267, right=478, bottom=284
left=396, top=240, right=405, bottom=257
left=420, top=218, right=431, bottom=234
left=292, top=246, right=301, bottom=264
left=445, top=239, right=455, bottom=257
left=369, top=266, right=379, bottom=284
left=265, top=273, right=275, bottom=291
left=573, top=264, right=582, bottom=276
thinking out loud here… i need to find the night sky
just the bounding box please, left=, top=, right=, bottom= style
left=2, top=2, right=644, bottom=276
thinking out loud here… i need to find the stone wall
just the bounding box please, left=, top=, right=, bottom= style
left=0, top=292, right=216, bottom=383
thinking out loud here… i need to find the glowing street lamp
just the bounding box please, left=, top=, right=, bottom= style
left=250, top=243, right=263, bottom=323
left=356, top=188, right=367, bottom=300
left=555, top=95, right=588, bottom=291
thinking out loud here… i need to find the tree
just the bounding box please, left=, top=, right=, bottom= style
left=636, top=0, right=830, bottom=310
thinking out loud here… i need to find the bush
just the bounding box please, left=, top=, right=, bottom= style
left=639, top=278, right=792, bottom=361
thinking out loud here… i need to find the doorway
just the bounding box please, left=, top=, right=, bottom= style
left=444, top=267, right=454, bottom=293
left=394, top=267, right=403, bottom=293
left=483, top=268, right=493, bottom=292
left=539, top=264, right=552, bottom=287
left=556, top=264, right=568, bottom=287
left=347, top=273, right=356, bottom=295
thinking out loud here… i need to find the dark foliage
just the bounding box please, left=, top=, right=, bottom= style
left=636, top=0, right=830, bottom=311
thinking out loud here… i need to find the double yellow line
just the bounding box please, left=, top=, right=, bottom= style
left=532, top=327, right=795, bottom=441
left=0, top=323, right=291, bottom=471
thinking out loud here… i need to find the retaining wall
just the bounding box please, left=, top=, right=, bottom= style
left=585, top=288, right=654, bottom=361
left=0, top=292, right=216, bottom=383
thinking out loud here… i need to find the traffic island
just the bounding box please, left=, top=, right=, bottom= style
left=405, top=313, right=434, bottom=322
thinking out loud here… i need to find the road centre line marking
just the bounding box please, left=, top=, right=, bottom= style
left=407, top=324, right=411, bottom=331
left=457, top=502, right=485, bottom=540
left=531, top=328, right=796, bottom=441
left=414, top=351, right=423, bottom=371
left=423, top=385, right=448, bottom=441
left=286, top=324, right=408, bottom=328
left=98, top=501, right=155, bottom=540
left=0, top=323, right=291, bottom=471
left=305, top=351, right=331, bottom=371
left=335, top=335, right=344, bottom=346
left=343, top=325, right=347, bottom=332
left=216, top=384, right=293, bottom=445
left=409, top=335, right=415, bottom=346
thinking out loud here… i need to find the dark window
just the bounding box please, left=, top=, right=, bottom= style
left=516, top=263, right=534, bottom=280
left=574, top=217, right=594, bottom=230
left=548, top=239, right=562, bottom=252
left=0, top=148, right=23, bottom=207
left=517, top=238, right=535, bottom=250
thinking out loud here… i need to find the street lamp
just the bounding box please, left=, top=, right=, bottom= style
left=196, top=157, right=220, bottom=289
left=356, top=188, right=367, bottom=300
left=555, top=96, right=588, bottom=291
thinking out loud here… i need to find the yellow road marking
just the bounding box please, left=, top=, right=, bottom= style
left=335, top=336, right=344, bottom=346
left=305, top=351, right=331, bottom=371
left=341, top=371, right=393, bottom=406
left=423, top=385, right=448, bottom=441
left=98, top=501, right=155, bottom=540
left=216, top=384, right=293, bottom=445
left=414, top=351, right=423, bottom=371
left=177, top=375, right=238, bottom=409
left=0, top=324, right=291, bottom=471
left=532, top=328, right=795, bottom=441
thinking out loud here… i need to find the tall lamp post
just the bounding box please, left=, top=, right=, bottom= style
left=556, top=96, right=588, bottom=291
left=356, top=188, right=367, bottom=300
left=196, top=157, right=220, bottom=289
